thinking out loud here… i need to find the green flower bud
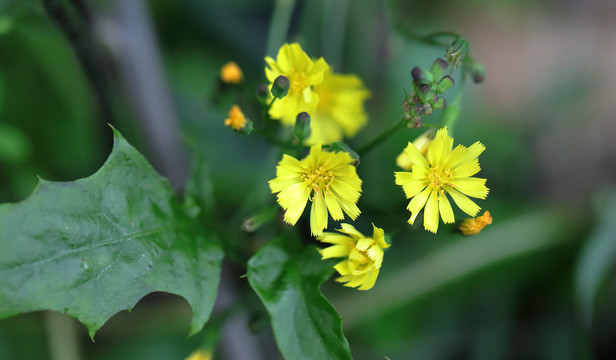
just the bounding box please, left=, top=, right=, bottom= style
left=432, top=96, right=446, bottom=110
left=239, top=119, right=254, bottom=135
left=411, top=66, right=433, bottom=85
left=293, top=112, right=311, bottom=140
left=436, top=76, right=454, bottom=93
left=328, top=142, right=360, bottom=166
left=471, top=62, right=486, bottom=83
left=256, top=83, right=269, bottom=104
left=242, top=206, right=278, bottom=232
left=271, top=75, right=290, bottom=99
left=430, top=58, right=448, bottom=79
left=445, top=38, right=470, bottom=68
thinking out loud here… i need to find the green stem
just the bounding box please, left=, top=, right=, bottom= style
left=357, top=117, right=408, bottom=156
left=265, top=0, right=297, bottom=56
left=45, top=311, right=81, bottom=360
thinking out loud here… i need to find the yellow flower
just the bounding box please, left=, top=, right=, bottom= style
left=269, top=144, right=362, bottom=236
left=396, top=129, right=435, bottom=170
left=459, top=210, right=492, bottom=235
left=306, top=70, right=370, bottom=145
left=185, top=349, right=212, bottom=360
left=224, top=105, right=247, bottom=131
left=395, top=127, right=489, bottom=233
left=318, top=223, right=389, bottom=290
left=265, top=43, right=329, bottom=125
left=220, top=61, right=243, bottom=84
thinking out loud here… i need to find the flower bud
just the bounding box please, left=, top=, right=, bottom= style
left=470, top=62, right=486, bottom=83
left=430, top=58, right=448, bottom=79
left=220, top=61, right=243, bottom=84
left=328, top=142, right=360, bottom=166
left=271, top=75, right=290, bottom=99
left=436, top=75, right=454, bottom=93
left=445, top=38, right=469, bottom=68
left=411, top=66, right=433, bottom=85
left=432, top=96, right=446, bottom=110
left=242, top=206, right=278, bottom=232
left=293, top=112, right=311, bottom=140
left=256, top=83, right=269, bottom=104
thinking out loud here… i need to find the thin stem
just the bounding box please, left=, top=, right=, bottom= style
left=265, top=0, right=297, bottom=56
left=45, top=311, right=81, bottom=360
left=357, top=117, right=408, bottom=156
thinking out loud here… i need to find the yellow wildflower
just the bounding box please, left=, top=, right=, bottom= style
left=306, top=70, right=370, bottom=145
left=224, top=105, right=247, bottom=131
left=220, top=61, right=243, bottom=84
left=318, top=223, right=389, bottom=290
left=396, top=129, right=435, bottom=170
left=459, top=210, right=492, bottom=235
left=265, top=43, right=329, bottom=125
left=269, top=144, right=362, bottom=236
left=395, top=127, right=489, bottom=233
left=185, top=349, right=212, bottom=360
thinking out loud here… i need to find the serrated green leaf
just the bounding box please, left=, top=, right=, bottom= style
left=247, top=236, right=352, bottom=360
left=0, top=129, right=223, bottom=338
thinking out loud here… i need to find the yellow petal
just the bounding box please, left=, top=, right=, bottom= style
left=318, top=233, right=352, bottom=245
left=339, top=223, right=364, bottom=238
left=357, top=270, right=379, bottom=290
left=334, top=260, right=352, bottom=275
left=407, top=187, right=431, bottom=223
left=423, top=191, right=440, bottom=233
left=402, top=142, right=428, bottom=170
left=448, top=188, right=481, bottom=217
left=355, top=237, right=373, bottom=252
left=438, top=192, right=455, bottom=224
left=372, top=224, right=389, bottom=249
left=310, top=190, right=328, bottom=236
left=451, top=177, right=489, bottom=199
left=324, top=191, right=344, bottom=220
left=451, top=159, right=481, bottom=178
left=321, top=244, right=351, bottom=259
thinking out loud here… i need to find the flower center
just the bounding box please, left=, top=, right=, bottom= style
left=288, top=71, right=308, bottom=96
left=428, top=165, right=453, bottom=191
left=349, top=243, right=375, bottom=272
left=301, top=166, right=335, bottom=200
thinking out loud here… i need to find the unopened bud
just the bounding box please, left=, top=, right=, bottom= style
left=411, top=66, right=433, bottom=85
left=445, top=38, right=470, bottom=68
left=430, top=58, right=448, bottom=79
left=328, top=142, right=360, bottom=166
left=471, top=62, right=486, bottom=83
left=293, top=112, right=311, bottom=140
left=436, top=76, right=454, bottom=93
left=271, top=75, right=290, bottom=99
left=423, top=103, right=433, bottom=116
left=242, top=207, right=278, bottom=232
left=256, top=83, right=269, bottom=104
left=432, top=96, right=446, bottom=110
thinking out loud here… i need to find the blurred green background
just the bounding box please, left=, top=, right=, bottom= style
left=1, top=0, right=616, bottom=359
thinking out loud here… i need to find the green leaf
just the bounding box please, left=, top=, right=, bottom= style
left=575, top=189, right=616, bottom=328
left=247, top=236, right=352, bottom=360
left=0, top=129, right=223, bottom=338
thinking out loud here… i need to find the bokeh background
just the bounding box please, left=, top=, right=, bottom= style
left=1, top=0, right=616, bottom=359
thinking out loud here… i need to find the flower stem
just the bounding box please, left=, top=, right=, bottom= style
left=265, top=0, right=297, bottom=56
left=357, top=117, right=408, bottom=156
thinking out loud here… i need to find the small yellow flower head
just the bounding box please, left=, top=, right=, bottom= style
left=459, top=210, right=492, bottom=235
left=269, top=144, right=362, bottom=236
left=224, top=105, right=247, bottom=131
left=185, top=349, right=212, bottom=360
left=318, top=223, right=389, bottom=290
left=265, top=43, right=329, bottom=125
left=220, top=61, right=243, bottom=84
left=306, top=70, right=371, bottom=145
left=396, top=129, right=435, bottom=170
left=395, top=127, right=489, bottom=233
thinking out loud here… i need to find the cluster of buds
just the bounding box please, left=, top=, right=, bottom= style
left=402, top=57, right=453, bottom=127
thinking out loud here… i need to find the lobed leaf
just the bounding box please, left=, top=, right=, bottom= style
left=0, top=129, right=223, bottom=338
left=247, top=236, right=352, bottom=360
